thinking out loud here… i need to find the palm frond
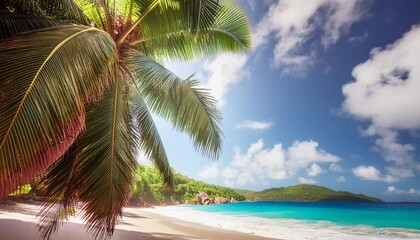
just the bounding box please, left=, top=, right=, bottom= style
left=181, top=0, right=220, bottom=33
left=74, top=75, right=137, bottom=239
left=133, top=0, right=251, bottom=62
left=0, top=11, right=63, bottom=39
left=0, top=25, right=116, bottom=196
left=38, top=142, right=80, bottom=239
left=132, top=0, right=219, bottom=34
left=72, top=0, right=104, bottom=29
left=38, top=72, right=137, bottom=239
left=126, top=49, right=223, bottom=159
left=130, top=87, right=174, bottom=188
left=1, top=0, right=89, bottom=24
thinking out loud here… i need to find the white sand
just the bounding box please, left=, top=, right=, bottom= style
left=0, top=203, right=273, bottom=240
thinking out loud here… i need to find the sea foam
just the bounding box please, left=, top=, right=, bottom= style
left=144, top=206, right=420, bottom=240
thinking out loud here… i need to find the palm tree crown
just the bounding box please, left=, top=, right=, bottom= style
left=0, top=0, right=251, bottom=239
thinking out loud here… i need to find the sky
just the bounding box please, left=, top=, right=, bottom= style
left=143, top=0, right=420, bottom=202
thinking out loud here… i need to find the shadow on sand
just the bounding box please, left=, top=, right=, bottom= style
left=0, top=219, right=201, bottom=240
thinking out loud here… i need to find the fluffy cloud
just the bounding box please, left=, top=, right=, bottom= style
left=386, top=186, right=420, bottom=196
left=200, top=54, right=249, bottom=108
left=329, top=163, right=344, bottom=172
left=306, top=164, right=325, bottom=177
left=287, top=140, right=341, bottom=169
left=200, top=139, right=340, bottom=186
left=337, top=176, right=346, bottom=182
left=352, top=165, right=397, bottom=183
left=253, top=0, right=369, bottom=75
left=198, top=162, right=219, bottom=179
left=235, top=120, right=273, bottom=131
left=298, top=177, right=317, bottom=184
left=343, top=25, right=420, bottom=130
left=343, top=25, right=420, bottom=180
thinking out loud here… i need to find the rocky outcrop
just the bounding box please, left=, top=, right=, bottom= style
left=194, top=192, right=239, bottom=205
left=214, top=197, right=229, bottom=204
left=196, top=192, right=213, bottom=205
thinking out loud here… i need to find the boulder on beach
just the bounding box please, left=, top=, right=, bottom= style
left=196, top=192, right=211, bottom=205
left=214, top=197, right=229, bottom=204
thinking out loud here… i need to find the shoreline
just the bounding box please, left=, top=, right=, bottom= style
left=0, top=202, right=275, bottom=240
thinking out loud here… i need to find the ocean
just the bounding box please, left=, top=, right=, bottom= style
left=149, top=202, right=420, bottom=240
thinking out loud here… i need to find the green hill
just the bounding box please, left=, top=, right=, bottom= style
left=235, top=184, right=383, bottom=202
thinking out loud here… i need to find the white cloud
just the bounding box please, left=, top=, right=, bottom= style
left=209, top=138, right=340, bottom=186
left=329, top=163, right=344, bottom=172
left=253, top=0, right=369, bottom=75
left=287, top=140, right=341, bottom=169
left=386, top=186, right=420, bottom=196
left=235, top=120, right=273, bottom=131
left=408, top=188, right=420, bottom=195
left=306, top=164, right=325, bottom=177
left=337, top=176, right=346, bottom=182
left=298, top=177, right=317, bottom=184
left=343, top=25, right=420, bottom=180
left=352, top=165, right=397, bottom=183
left=348, top=31, right=368, bottom=43
left=386, top=166, right=414, bottom=178
left=320, top=1, right=368, bottom=47
left=200, top=53, right=249, bottom=108
left=343, top=25, right=420, bottom=130
left=198, top=162, right=219, bottom=179
left=221, top=167, right=239, bottom=179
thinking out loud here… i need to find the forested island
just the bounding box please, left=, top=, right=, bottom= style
left=235, top=184, right=383, bottom=203
left=131, top=166, right=383, bottom=205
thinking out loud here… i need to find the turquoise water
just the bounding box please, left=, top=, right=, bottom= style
left=187, top=202, right=420, bottom=230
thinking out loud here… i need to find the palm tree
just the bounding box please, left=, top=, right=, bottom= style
left=0, top=0, right=251, bottom=239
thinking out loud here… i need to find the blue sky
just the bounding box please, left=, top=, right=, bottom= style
left=143, top=0, right=420, bottom=202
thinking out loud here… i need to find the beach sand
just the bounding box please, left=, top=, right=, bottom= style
left=0, top=203, right=274, bottom=240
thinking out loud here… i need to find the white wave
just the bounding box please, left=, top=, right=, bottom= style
left=143, top=206, right=420, bottom=240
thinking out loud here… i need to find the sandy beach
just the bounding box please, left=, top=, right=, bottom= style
left=0, top=202, right=273, bottom=240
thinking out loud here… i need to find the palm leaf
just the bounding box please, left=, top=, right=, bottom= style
left=38, top=142, right=80, bottom=239
left=126, top=49, right=223, bottom=159
left=134, top=0, right=251, bottom=62
left=0, top=25, right=116, bottom=196
left=130, top=87, right=174, bottom=188
left=1, top=0, right=89, bottom=24
left=0, top=11, right=63, bottom=39
left=38, top=73, right=137, bottom=239
left=74, top=75, right=137, bottom=239
left=181, top=0, right=220, bottom=33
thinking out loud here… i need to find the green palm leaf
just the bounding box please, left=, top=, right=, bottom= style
left=39, top=74, right=137, bottom=239
left=181, top=0, right=220, bottom=33
left=0, top=11, right=63, bottom=39
left=74, top=76, right=137, bottom=239
left=0, top=25, right=116, bottom=196
left=134, top=0, right=251, bottom=62
left=131, top=88, right=173, bottom=188
left=126, top=49, right=223, bottom=159
left=1, top=0, right=89, bottom=24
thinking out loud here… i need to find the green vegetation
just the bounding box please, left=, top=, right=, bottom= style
left=236, top=184, right=383, bottom=202
left=132, top=165, right=245, bottom=205
left=9, top=184, right=32, bottom=196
